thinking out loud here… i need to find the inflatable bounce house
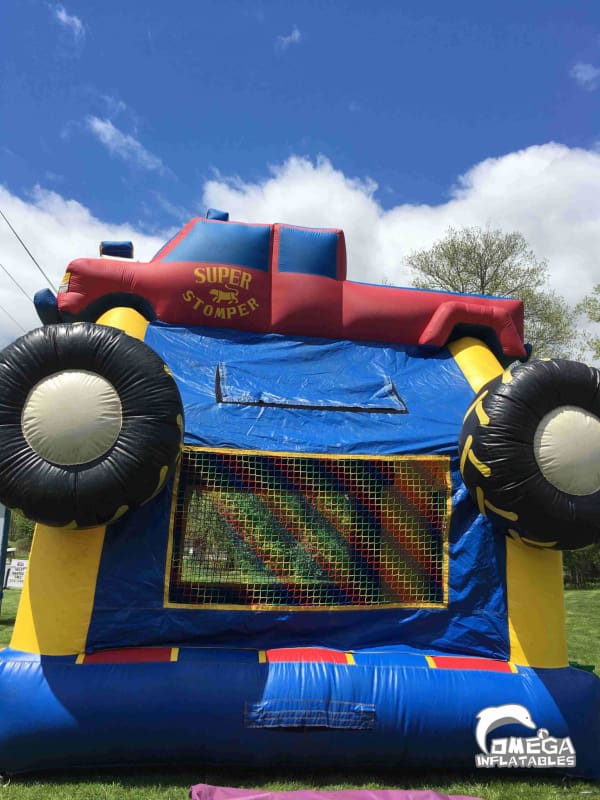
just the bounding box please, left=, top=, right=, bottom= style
left=0, top=209, right=599, bottom=778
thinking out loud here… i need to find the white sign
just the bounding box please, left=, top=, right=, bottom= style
left=5, top=558, right=28, bottom=590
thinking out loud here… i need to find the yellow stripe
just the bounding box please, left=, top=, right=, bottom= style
left=425, top=655, right=436, bottom=668
left=181, top=445, right=450, bottom=463
left=463, top=390, right=488, bottom=422
left=258, top=650, right=267, bottom=663
left=475, top=399, right=490, bottom=426
left=475, top=486, right=487, bottom=516
left=107, top=505, right=129, bottom=524
left=506, top=538, right=568, bottom=667
left=508, top=662, right=518, bottom=673
left=441, top=465, right=452, bottom=606
left=11, top=307, right=149, bottom=656
left=345, top=653, right=356, bottom=665
left=448, top=337, right=503, bottom=393
left=467, top=449, right=492, bottom=478
left=163, top=456, right=183, bottom=607
left=460, top=435, right=472, bottom=475
left=75, top=653, right=86, bottom=665
left=164, top=599, right=447, bottom=612
left=170, top=647, right=179, bottom=662
left=521, top=537, right=558, bottom=549
left=484, top=499, right=518, bottom=522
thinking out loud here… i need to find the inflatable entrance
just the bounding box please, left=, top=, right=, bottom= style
left=0, top=210, right=598, bottom=777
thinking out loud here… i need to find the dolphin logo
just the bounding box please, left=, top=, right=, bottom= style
left=475, top=704, right=537, bottom=754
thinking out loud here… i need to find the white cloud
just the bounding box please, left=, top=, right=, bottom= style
left=86, top=117, right=167, bottom=174
left=44, top=171, right=65, bottom=184
left=276, top=25, right=302, bottom=51
left=0, top=185, right=165, bottom=346
left=203, top=144, right=600, bottom=309
left=570, top=62, right=600, bottom=90
left=51, top=4, right=85, bottom=42
left=151, top=191, right=192, bottom=223
left=99, top=93, right=128, bottom=118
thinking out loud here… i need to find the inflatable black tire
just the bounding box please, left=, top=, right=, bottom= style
left=459, top=358, right=600, bottom=550
left=0, top=323, right=183, bottom=529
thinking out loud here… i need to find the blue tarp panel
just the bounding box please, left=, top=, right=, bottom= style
left=83, top=323, right=508, bottom=658
left=144, top=323, right=474, bottom=455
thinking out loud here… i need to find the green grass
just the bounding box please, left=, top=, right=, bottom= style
left=0, top=587, right=19, bottom=648
left=0, top=589, right=598, bottom=799
left=0, top=767, right=598, bottom=800
left=565, top=589, right=600, bottom=668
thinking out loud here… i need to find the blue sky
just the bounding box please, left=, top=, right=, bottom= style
left=1, top=0, right=600, bottom=346
left=2, top=1, right=600, bottom=225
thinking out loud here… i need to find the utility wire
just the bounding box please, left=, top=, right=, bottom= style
left=0, top=208, right=57, bottom=292
left=0, top=302, right=26, bottom=333
left=0, top=261, right=34, bottom=302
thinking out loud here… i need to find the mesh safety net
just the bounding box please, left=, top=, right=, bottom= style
left=167, top=448, right=450, bottom=609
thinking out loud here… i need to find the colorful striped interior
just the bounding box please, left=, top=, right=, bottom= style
left=167, top=448, right=450, bottom=608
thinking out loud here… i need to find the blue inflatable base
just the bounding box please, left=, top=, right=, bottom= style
left=0, top=646, right=598, bottom=779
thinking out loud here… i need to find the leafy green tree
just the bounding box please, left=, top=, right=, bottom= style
left=563, top=546, right=600, bottom=589
left=406, top=226, right=578, bottom=358
left=576, top=286, right=600, bottom=360
left=7, top=510, right=35, bottom=555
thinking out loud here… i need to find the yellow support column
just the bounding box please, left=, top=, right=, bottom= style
left=10, top=309, right=149, bottom=656
left=506, top=538, right=567, bottom=667
left=449, top=337, right=568, bottom=668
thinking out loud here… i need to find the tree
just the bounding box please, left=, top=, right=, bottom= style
left=563, top=546, right=600, bottom=589
left=576, top=286, right=600, bottom=360
left=7, top=510, right=35, bottom=554
left=406, top=226, right=578, bottom=358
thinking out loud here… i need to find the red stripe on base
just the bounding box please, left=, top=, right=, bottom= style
left=429, top=656, right=515, bottom=673
left=79, top=647, right=174, bottom=664
left=265, top=647, right=349, bottom=664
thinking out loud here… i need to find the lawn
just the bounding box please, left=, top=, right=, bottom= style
left=0, top=588, right=19, bottom=648
left=0, top=588, right=598, bottom=800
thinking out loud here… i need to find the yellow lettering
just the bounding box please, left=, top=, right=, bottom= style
left=229, top=269, right=241, bottom=287
left=238, top=303, right=248, bottom=317
left=218, top=266, right=229, bottom=283
left=248, top=297, right=259, bottom=311
left=182, top=289, right=194, bottom=302
left=206, top=267, right=217, bottom=283
left=240, top=272, right=252, bottom=290
left=193, top=297, right=204, bottom=310
left=203, top=304, right=214, bottom=317
left=194, top=267, right=206, bottom=284
left=226, top=307, right=236, bottom=319
left=215, top=307, right=227, bottom=319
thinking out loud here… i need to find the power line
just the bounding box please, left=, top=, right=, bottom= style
left=0, top=208, right=57, bottom=292
left=0, top=302, right=26, bottom=334
left=0, top=261, right=34, bottom=302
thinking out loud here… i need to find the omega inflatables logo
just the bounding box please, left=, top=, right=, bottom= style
left=182, top=265, right=260, bottom=320
left=474, top=704, right=576, bottom=769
